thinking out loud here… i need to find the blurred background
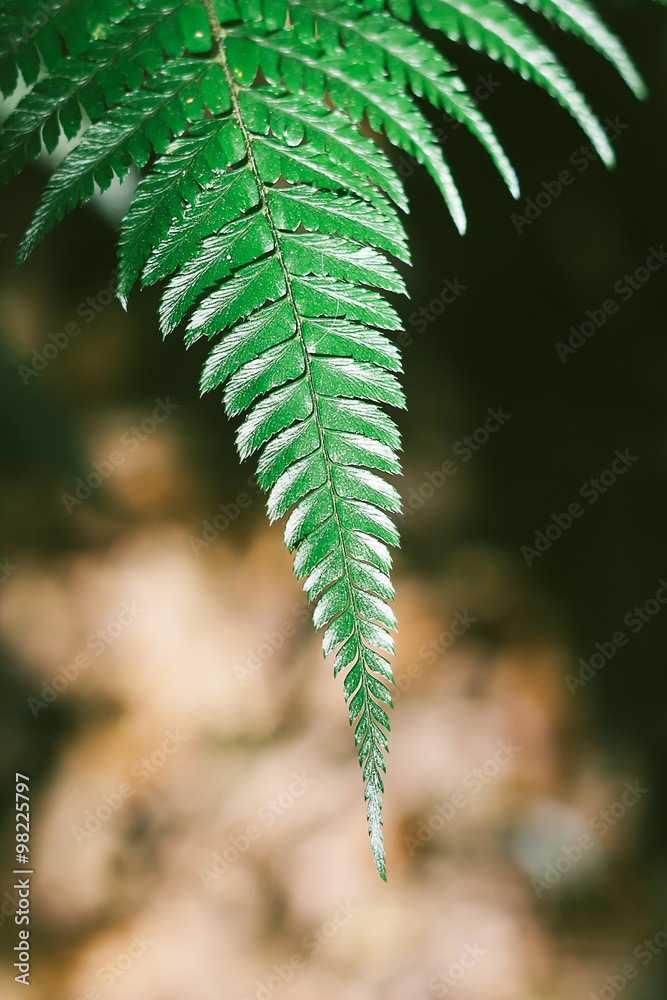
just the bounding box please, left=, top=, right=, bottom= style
left=1, top=1, right=666, bottom=997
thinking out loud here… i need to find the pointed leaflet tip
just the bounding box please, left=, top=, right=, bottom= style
left=116, top=264, right=131, bottom=310
left=14, top=238, right=32, bottom=270
left=597, top=135, right=616, bottom=170
left=365, top=766, right=388, bottom=879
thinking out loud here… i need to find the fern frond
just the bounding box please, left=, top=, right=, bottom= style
left=512, top=0, right=646, bottom=98
left=125, top=46, right=404, bottom=873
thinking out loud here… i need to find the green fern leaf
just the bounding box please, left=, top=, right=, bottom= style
left=0, top=3, right=210, bottom=186
left=242, top=88, right=409, bottom=211
left=117, top=117, right=241, bottom=306
left=0, top=0, right=127, bottom=99
left=141, top=167, right=260, bottom=292
left=266, top=185, right=410, bottom=262
left=413, top=0, right=616, bottom=165
left=512, top=0, right=646, bottom=98
left=137, top=57, right=403, bottom=874
left=16, top=58, right=228, bottom=266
